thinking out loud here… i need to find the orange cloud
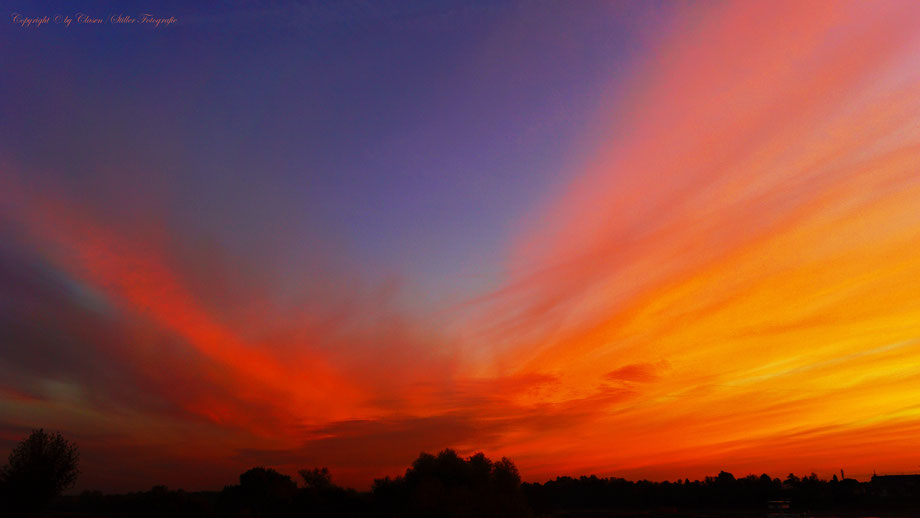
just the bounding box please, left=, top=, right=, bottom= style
left=470, top=0, right=920, bottom=481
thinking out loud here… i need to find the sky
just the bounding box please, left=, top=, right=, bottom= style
left=2, top=0, right=920, bottom=492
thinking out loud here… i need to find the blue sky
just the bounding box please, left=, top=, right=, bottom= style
left=2, top=0, right=666, bottom=312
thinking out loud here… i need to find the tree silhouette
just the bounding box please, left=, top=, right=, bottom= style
left=218, top=467, right=297, bottom=518
left=373, top=449, right=529, bottom=518
left=0, top=428, right=80, bottom=516
left=299, top=467, right=332, bottom=490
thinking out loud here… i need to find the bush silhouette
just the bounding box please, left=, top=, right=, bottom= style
left=0, top=428, right=80, bottom=516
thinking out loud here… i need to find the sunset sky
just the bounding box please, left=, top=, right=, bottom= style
left=3, top=0, right=920, bottom=492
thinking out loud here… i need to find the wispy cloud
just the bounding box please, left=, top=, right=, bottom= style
left=3, top=0, right=920, bottom=492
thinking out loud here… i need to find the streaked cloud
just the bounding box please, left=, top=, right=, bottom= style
left=3, top=0, right=920, bottom=491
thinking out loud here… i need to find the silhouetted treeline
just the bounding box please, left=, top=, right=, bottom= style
left=10, top=428, right=920, bottom=517
left=522, top=471, right=893, bottom=515
left=40, top=456, right=920, bottom=517
left=49, top=449, right=527, bottom=518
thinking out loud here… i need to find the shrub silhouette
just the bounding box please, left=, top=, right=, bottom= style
left=0, top=428, right=80, bottom=517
